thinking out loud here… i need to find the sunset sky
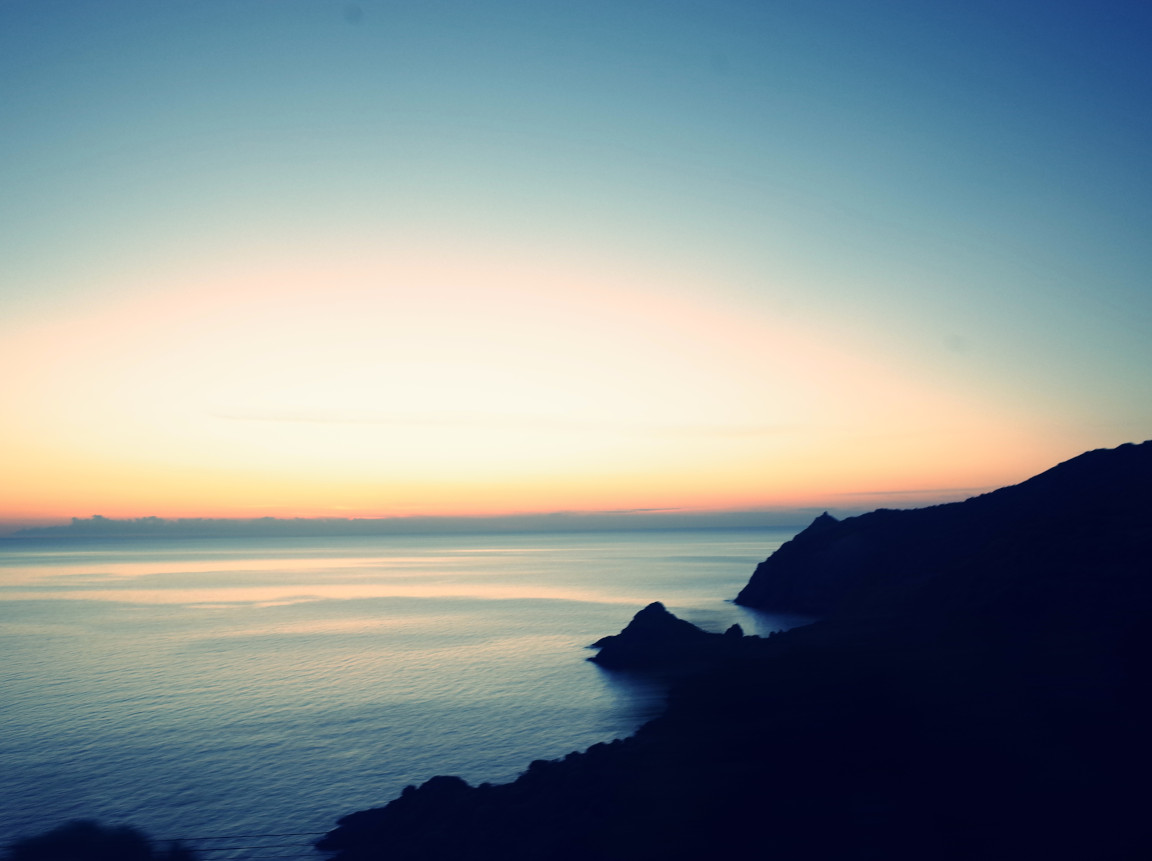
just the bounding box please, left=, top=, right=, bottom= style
left=2, top=1, right=1149, bottom=528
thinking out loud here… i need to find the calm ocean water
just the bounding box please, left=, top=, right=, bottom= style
left=0, top=528, right=801, bottom=858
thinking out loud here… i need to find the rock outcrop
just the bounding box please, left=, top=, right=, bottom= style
left=587, top=602, right=743, bottom=671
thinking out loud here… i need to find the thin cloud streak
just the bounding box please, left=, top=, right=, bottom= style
left=208, top=408, right=802, bottom=439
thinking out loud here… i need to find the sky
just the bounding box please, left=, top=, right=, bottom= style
left=1, top=0, right=1149, bottom=529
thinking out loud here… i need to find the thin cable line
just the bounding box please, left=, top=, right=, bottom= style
left=191, top=846, right=312, bottom=852
left=163, top=832, right=327, bottom=840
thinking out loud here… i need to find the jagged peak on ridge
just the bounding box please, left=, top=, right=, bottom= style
left=734, top=440, right=1152, bottom=616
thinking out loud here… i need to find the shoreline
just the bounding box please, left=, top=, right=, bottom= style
left=316, top=442, right=1152, bottom=860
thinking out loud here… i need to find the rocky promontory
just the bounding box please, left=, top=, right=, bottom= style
left=317, top=441, right=1152, bottom=860
left=587, top=601, right=746, bottom=672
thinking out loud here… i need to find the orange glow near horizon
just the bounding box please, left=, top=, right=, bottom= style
left=0, top=246, right=1078, bottom=526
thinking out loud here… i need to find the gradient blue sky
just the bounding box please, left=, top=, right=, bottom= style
left=2, top=1, right=1149, bottom=525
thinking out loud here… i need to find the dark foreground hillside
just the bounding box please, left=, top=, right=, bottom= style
left=318, top=442, right=1152, bottom=860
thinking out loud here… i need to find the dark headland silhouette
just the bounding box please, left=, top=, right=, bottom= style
left=315, top=441, right=1152, bottom=860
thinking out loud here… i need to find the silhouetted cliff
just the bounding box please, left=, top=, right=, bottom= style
left=318, top=441, right=1152, bottom=860
left=736, top=441, right=1152, bottom=623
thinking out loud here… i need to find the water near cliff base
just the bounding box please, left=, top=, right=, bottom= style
left=0, top=528, right=799, bottom=859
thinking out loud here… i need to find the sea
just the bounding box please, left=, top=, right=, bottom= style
left=0, top=527, right=803, bottom=859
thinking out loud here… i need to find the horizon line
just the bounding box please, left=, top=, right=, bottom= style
left=3, top=508, right=841, bottom=538
left=0, top=491, right=985, bottom=538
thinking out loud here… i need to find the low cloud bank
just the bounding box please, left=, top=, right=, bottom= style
left=7, top=510, right=831, bottom=539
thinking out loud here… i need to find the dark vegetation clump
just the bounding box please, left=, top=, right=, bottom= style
left=3, top=821, right=197, bottom=861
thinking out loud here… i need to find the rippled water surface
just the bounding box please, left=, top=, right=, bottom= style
left=0, top=528, right=800, bottom=857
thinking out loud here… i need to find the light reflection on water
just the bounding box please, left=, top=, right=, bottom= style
left=0, top=528, right=800, bottom=853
